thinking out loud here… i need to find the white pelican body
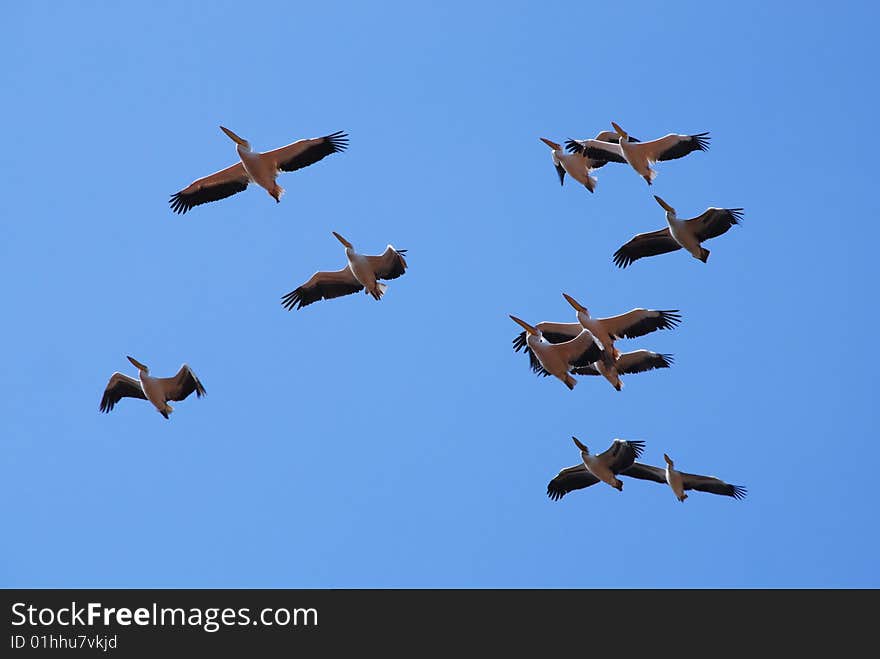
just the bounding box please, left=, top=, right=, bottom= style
left=540, top=138, right=596, bottom=192
left=281, top=232, right=408, bottom=310
left=547, top=438, right=646, bottom=499
left=665, top=455, right=687, bottom=501
left=572, top=350, right=673, bottom=391
left=509, top=316, right=603, bottom=390
left=622, top=453, right=747, bottom=501
left=170, top=126, right=348, bottom=214
left=100, top=357, right=206, bottom=419
left=566, top=123, right=709, bottom=185
left=613, top=196, right=743, bottom=268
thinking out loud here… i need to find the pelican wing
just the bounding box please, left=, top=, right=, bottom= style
left=620, top=462, right=667, bottom=484
left=613, top=228, right=682, bottom=269
left=155, top=364, right=206, bottom=402
left=686, top=208, right=744, bottom=242
left=364, top=247, right=408, bottom=281
left=596, top=439, right=646, bottom=473
left=681, top=472, right=747, bottom=499
left=561, top=330, right=605, bottom=368
left=565, top=139, right=627, bottom=164
left=614, top=351, right=674, bottom=375
left=547, top=464, right=600, bottom=500
left=170, top=163, right=250, bottom=214
left=598, top=309, right=682, bottom=340
left=281, top=266, right=363, bottom=310
left=569, top=362, right=600, bottom=376
left=554, top=162, right=566, bottom=185
left=630, top=132, right=710, bottom=163
left=263, top=131, right=349, bottom=172
left=100, top=373, right=146, bottom=413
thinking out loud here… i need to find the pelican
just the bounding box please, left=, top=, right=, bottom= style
left=100, top=357, right=206, bottom=419
left=170, top=126, right=348, bottom=214
left=512, top=300, right=680, bottom=369
left=539, top=138, right=597, bottom=192
left=566, top=122, right=709, bottom=185
left=281, top=232, right=408, bottom=310
left=547, top=437, right=646, bottom=499
left=624, top=454, right=747, bottom=501
left=571, top=350, right=673, bottom=391
left=613, top=196, right=743, bottom=268
left=509, top=316, right=603, bottom=390
left=561, top=293, right=680, bottom=363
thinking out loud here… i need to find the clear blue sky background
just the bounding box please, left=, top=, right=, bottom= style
left=2, top=1, right=877, bottom=588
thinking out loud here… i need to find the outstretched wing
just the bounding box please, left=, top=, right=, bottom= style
left=364, top=246, right=408, bottom=281
left=597, top=439, right=646, bottom=473
left=264, top=131, right=349, bottom=172
left=613, top=351, right=674, bottom=375
left=156, top=364, right=207, bottom=402
left=687, top=208, right=744, bottom=242
left=169, top=163, right=250, bottom=214
left=633, top=132, right=710, bottom=162
left=547, top=464, right=600, bottom=501
left=100, top=373, right=146, bottom=413
left=598, top=309, right=682, bottom=340
left=682, top=472, right=748, bottom=499
left=613, top=228, right=681, bottom=268
left=281, top=267, right=363, bottom=310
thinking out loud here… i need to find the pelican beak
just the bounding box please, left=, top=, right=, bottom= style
left=654, top=195, right=676, bottom=213
left=540, top=137, right=561, bottom=151
left=127, top=356, right=148, bottom=371
left=219, top=126, right=247, bottom=146
left=509, top=315, right=537, bottom=335
left=332, top=231, right=353, bottom=249
left=663, top=453, right=674, bottom=466
left=611, top=122, right=628, bottom=140
left=562, top=293, right=586, bottom=313
left=572, top=436, right=588, bottom=451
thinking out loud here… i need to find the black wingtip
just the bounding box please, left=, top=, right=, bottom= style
left=280, top=288, right=304, bottom=311
left=629, top=440, right=647, bottom=459
left=564, top=139, right=584, bottom=155
left=731, top=485, right=747, bottom=500
left=692, top=133, right=711, bottom=151
left=326, top=131, right=349, bottom=153
left=612, top=249, right=632, bottom=269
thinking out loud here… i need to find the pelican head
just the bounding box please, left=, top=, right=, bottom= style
left=654, top=195, right=676, bottom=215
left=332, top=231, right=353, bottom=249
left=127, top=356, right=149, bottom=373
left=509, top=315, right=539, bottom=336
left=572, top=436, right=589, bottom=454
left=664, top=453, right=675, bottom=467
left=540, top=137, right=561, bottom=151
left=611, top=121, right=629, bottom=142
left=220, top=126, right=251, bottom=150
left=562, top=293, right=588, bottom=316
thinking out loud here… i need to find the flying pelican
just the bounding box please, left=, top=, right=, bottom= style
left=512, top=300, right=680, bottom=368
left=281, top=232, right=407, bottom=310
left=100, top=357, right=206, bottom=419
left=170, top=126, right=348, bottom=214
left=566, top=122, right=709, bottom=185
left=509, top=316, right=603, bottom=390
left=613, top=196, right=743, bottom=268
left=539, top=138, right=597, bottom=193
left=571, top=350, right=674, bottom=391
left=624, top=454, right=747, bottom=501
left=561, top=293, right=680, bottom=363
left=547, top=437, right=646, bottom=499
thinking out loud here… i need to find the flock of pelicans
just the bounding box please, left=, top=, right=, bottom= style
left=99, top=122, right=747, bottom=505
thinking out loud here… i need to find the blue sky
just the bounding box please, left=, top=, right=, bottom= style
left=2, top=1, right=877, bottom=588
